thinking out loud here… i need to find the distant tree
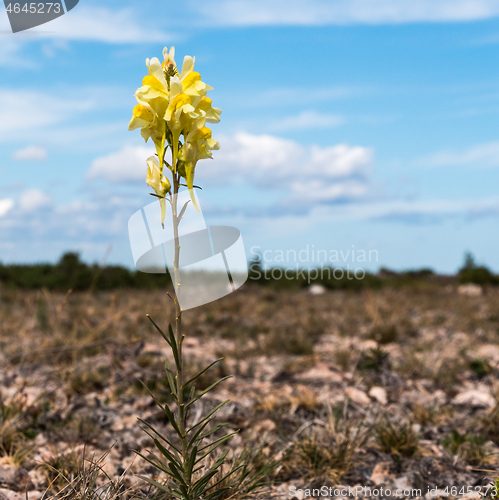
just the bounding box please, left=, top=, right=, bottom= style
left=458, top=252, right=498, bottom=286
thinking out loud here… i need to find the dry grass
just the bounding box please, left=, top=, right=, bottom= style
left=1, top=284, right=499, bottom=497
left=281, top=404, right=371, bottom=484
left=374, top=419, right=421, bottom=460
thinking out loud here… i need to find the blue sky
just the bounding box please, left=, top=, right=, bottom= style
left=1, top=0, right=499, bottom=273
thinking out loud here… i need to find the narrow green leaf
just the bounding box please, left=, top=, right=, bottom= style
left=153, top=439, right=183, bottom=470
left=192, top=470, right=218, bottom=496
left=188, top=385, right=196, bottom=403
left=197, top=423, right=229, bottom=442
left=182, top=358, right=223, bottom=390
left=132, top=450, right=169, bottom=475
left=137, top=418, right=182, bottom=455
left=168, top=461, right=188, bottom=488
left=163, top=403, right=182, bottom=436
left=178, top=200, right=190, bottom=221
left=204, top=464, right=244, bottom=494
left=165, top=368, right=177, bottom=397
left=186, top=417, right=216, bottom=450
left=146, top=315, right=171, bottom=347
left=168, top=324, right=181, bottom=368
left=204, top=488, right=232, bottom=500
left=193, top=451, right=228, bottom=487
left=198, top=431, right=238, bottom=453
left=186, top=445, right=198, bottom=478
left=137, top=426, right=177, bottom=457
left=186, top=400, right=230, bottom=434
left=195, top=445, right=224, bottom=466
left=137, top=476, right=184, bottom=499
left=185, top=377, right=232, bottom=408
left=137, top=380, right=165, bottom=411
left=211, top=451, right=229, bottom=470
left=136, top=475, right=171, bottom=493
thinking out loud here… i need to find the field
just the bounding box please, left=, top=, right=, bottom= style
left=1, top=283, right=499, bottom=499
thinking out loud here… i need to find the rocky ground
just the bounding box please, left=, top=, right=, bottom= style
left=1, top=283, right=499, bottom=499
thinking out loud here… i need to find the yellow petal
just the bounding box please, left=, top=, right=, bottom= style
left=182, top=71, right=201, bottom=90
left=180, top=56, right=195, bottom=80
left=165, top=93, right=192, bottom=121
left=133, top=104, right=154, bottom=122
left=142, top=74, right=165, bottom=93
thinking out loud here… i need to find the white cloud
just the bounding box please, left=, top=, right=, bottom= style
left=0, top=86, right=131, bottom=145
left=0, top=6, right=172, bottom=68
left=12, top=145, right=47, bottom=161
left=292, top=179, right=369, bottom=202
left=306, top=197, right=499, bottom=224
left=206, top=133, right=372, bottom=188
left=422, top=141, right=499, bottom=168
left=0, top=89, right=94, bottom=141
left=88, top=135, right=373, bottom=205
left=41, top=39, right=70, bottom=58
left=0, top=38, right=30, bottom=67
left=18, top=189, right=52, bottom=212
left=87, top=145, right=154, bottom=182
left=268, top=111, right=345, bottom=132
left=45, top=6, right=171, bottom=43
left=0, top=5, right=170, bottom=44
left=194, top=0, right=499, bottom=26
left=0, top=199, right=14, bottom=217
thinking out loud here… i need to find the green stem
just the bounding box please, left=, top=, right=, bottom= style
left=171, top=154, right=191, bottom=497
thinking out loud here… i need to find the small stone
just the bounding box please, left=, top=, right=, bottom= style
left=368, top=386, right=388, bottom=405
left=27, top=469, right=45, bottom=490
left=370, top=462, right=395, bottom=485
left=345, top=387, right=371, bottom=406
left=26, top=492, right=42, bottom=500
left=0, top=466, right=32, bottom=491
left=394, top=475, right=412, bottom=490
left=360, top=340, right=378, bottom=351
left=112, top=415, right=138, bottom=431
left=458, top=284, right=483, bottom=296
left=253, top=419, right=276, bottom=433
left=452, top=389, right=495, bottom=408
left=0, top=490, right=40, bottom=500
left=295, top=363, right=343, bottom=383
left=308, top=284, right=326, bottom=295
left=0, top=466, right=17, bottom=488
left=0, top=489, right=19, bottom=500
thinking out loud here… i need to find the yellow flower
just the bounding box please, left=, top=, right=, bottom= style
left=146, top=156, right=171, bottom=225
left=162, top=46, right=176, bottom=70
left=179, top=123, right=220, bottom=210
left=165, top=88, right=196, bottom=126
left=164, top=76, right=199, bottom=174
left=182, top=71, right=213, bottom=97
left=129, top=46, right=222, bottom=217
left=134, top=59, right=169, bottom=130
left=145, top=57, right=169, bottom=91
left=128, top=103, right=166, bottom=170
left=146, top=155, right=171, bottom=196
left=137, top=74, right=169, bottom=103
left=128, top=103, right=154, bottom=128
left=196, top=97, right=222, bottom=123
left=179, top=55, right=195, bottom=80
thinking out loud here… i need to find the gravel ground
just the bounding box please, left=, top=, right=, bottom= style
left=0, top=283, right=499, bottom=499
